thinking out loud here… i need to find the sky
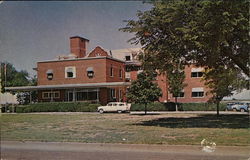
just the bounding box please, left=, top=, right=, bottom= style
left=0, top=1, right=152, bottom=76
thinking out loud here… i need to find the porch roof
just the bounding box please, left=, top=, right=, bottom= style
left=5, top=82, right=131, bottom=91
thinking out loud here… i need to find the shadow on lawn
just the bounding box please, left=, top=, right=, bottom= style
left=133, top=114, right=249, bottom=129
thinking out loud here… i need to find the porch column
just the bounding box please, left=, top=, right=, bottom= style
left=29, top=91, right=32, bottom=104
left=97, top=88, right=99, bottom=103
left=73, top=88, right=76, bottom=102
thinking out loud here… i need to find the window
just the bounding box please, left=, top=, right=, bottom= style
left=192, top=88, right=204, bottom=97
left=110, top=65, right=113, bottom=77
left=110, top=88, right=116, bottom=99
left=119, top=68, right=122, bottom=78
left=42, top=91, right=60, bottom=99
left=191, top=72, right=203, bottom=78
left=173, top=92, right=185, bottom=98
left=192, top=92, right=204, bottom=97
left=65, top=66, right=76, bottom=78
left=125, top=56, right=131, bottom=61
left=46, top=69, right=53, bottom=80
left=119, top=103, right=124, bottom=106
left=86, top=67, right=94, bottom=78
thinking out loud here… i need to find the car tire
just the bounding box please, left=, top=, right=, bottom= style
left=240, top=108, right=245, bottom=112
left=99, top=109, right=104, bottom=114
left=118, top=110, right=122, bottom=114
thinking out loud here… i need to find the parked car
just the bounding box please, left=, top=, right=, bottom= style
left=226, top=102, right=249, bottom=112
left=97, top=102, right=131, bottom=113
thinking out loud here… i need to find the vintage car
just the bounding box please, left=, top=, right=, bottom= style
left=97, top=102, right=131, bottom=113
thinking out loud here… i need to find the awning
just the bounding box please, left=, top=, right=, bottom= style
left=46, top=69, right=53, bottom=74
left=66, top=68, right=73, bottom=72
left=191, top=67, right=204, bottom=72
left=86, top=67, right=94, bottom=72
left=192, top=87, right=204, bottom=92
left=5, top=82, right=131, bottom=91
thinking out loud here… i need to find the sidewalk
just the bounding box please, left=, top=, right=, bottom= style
left=2, top=141, right=249, bottom=156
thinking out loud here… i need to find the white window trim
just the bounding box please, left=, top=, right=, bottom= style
left=65, top=66, right=76, bottom=78
left=191, top=91, right=205, bottom=98
left=42, top=91, right=60, bottom=99
left=110, top=65, right=114, bottom=77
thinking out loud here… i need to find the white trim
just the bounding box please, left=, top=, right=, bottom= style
left=191, top=67, right=204, bottom=72
left=5, top=82, right=131, bottom=91
left=192, top=87, right=204, bottom=92
left=65, top=66, right=76, bottom=78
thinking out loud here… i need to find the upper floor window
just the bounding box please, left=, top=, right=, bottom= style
left=191, top=88, right=204, bottom=98
left=191, top=67, right=204, bottom=78
left=119, top=68, right=122, bottom=78
left=191, top=72, right=203, bottom=78
left=46, top=69, right=53, bottom=80
left=65, top=66, right=76, bottom=78
left=110, top=65, right=113, bottom=77
left=125, top=56, right=131, bottom=61
left=86, top=67, right=94, bottom=78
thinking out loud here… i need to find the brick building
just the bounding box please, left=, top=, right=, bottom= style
left=6, top=36, right=211, bottom=104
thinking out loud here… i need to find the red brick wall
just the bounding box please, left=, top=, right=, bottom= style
left=156, top=74, right=168, bottom=102
left=168, top=65, right=212, bottom=103
left=70, top=37, right=88, bottom=58
left=38, top=59, right=107, bottom=85
left=87, top=46, right=110, bottom=57
left=106, top=59, right=125, bottom=82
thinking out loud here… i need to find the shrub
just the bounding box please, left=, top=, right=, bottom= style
left=130, top=102, right=226, bottom=111
left=15, top=102, right=100, bottom=113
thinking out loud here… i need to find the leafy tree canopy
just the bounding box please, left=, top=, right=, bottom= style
left=0, top=62, right=36, bottom=93
left=127, top=71, right=162, bottom=114
left=120, top=0, right=249, bottom=77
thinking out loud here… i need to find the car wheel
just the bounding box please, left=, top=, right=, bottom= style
left=99, top=109, right=104, bottom=114
left=118, top=110, right=122, bottom=114
left=240, top=108, right=245, bottom=112
left=233, top=108, right=237, bottom=112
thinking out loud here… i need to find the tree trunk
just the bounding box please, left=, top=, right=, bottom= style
left=145, top=103, right=147, bottom=115
left=216, top=100, right=220, bottom=117
left=175, top=97, right=178, bottom=111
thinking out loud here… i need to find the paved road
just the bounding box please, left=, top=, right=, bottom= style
left=1, top=141, right=249, bottom=160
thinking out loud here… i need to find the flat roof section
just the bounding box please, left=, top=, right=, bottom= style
left=37, top=56, right=125, bottom=64
left=5, top=82, right=131, bottom=91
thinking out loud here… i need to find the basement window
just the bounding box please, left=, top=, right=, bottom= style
left=65, top=66, right=76, bottom=78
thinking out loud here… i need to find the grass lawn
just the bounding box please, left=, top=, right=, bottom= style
left=1, top=113, right=249, bottom=146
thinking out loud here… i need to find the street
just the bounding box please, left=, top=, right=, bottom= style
left=1, top=141, right=249, bottom=160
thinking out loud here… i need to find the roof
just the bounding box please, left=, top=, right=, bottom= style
left=70, top=36, right=89, bottom=41
left=5, top=82, right=131, bottom=91
left=37, top=56, right=125, bottom=64
left=223, top=89, right=250, bottom=101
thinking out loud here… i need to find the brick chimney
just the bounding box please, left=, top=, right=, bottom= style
left=70, top=36, right=89, bottom=58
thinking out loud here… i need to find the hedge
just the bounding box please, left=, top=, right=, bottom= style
left=131, top=102, right=227, bottom=111
left=16, top=102, right=100, bottom=113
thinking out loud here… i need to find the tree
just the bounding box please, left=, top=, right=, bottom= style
left=0, top=62, right=31, bottom=92
left=168, top=67, right=186, bottom=111
left=127, top=71, right=162, bottom=114
left=120, top=0, right=249, bottom=76
left=203, top=67, right=247, bottom=116
left=0, top=62, right=38, bottom=104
